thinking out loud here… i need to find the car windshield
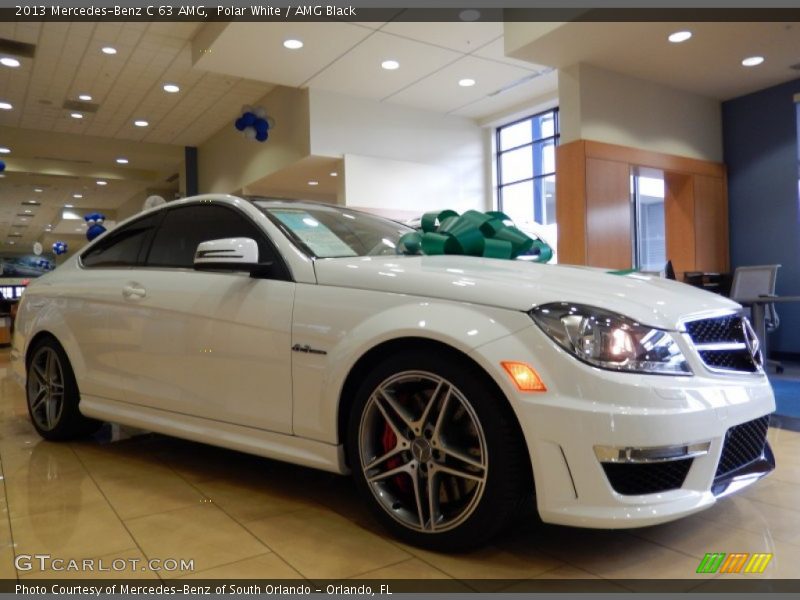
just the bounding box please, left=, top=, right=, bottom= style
left=253, top=200, right=414, bottom=258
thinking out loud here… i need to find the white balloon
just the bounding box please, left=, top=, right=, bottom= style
left=243, top=127, right=257, bottom=140
left=33, top=242, right=43, bottom=256
left=143, top=195, right=166, bottom=210
left=253, top=106, right=267, bottom=119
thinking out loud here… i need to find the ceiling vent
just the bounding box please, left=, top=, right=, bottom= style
left=487, top=67, right=555, bottom=98
left=62, top=99, right=99, bottom=113
left=0, top=38, right=36, bottom=59
left=34, top=156, right=91, bottom=166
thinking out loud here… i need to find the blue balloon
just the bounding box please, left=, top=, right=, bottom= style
left=234, top=117, right=246, bottom=131
left=254, top=118, right=268, bottom=136
left=255, top=130, right=268, bottom=142
left=0, top=159, right=5, bottom=172
left=241, top=112, right=256, bottom=127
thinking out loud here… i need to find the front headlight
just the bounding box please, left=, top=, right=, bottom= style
left=530, top=302, right=691, bottom=375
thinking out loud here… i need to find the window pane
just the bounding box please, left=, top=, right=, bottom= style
left=499, top=120, right=532, bottom=151
left=81, top=214, right=158, bottom=267
left=533, top=138, right=556, bottom=176
left=634, top=170, right=666, bottom=272
left=147, top=205, right=267, bottom=268
left=500, top=146, right=532, bottom=184
left=535, top=175, right=557, bottom=225
left=532, top=111, right=556, bottom=140
left=500, top=180, right=534, bottom=224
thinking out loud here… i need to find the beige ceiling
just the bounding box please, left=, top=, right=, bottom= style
left=507, top=21, right=800, bottom=101
left=243, top=156, right=343, bottom=203
left=192, top=21, right=556, bottom=118
left=0, top=125, right=182, bottom=249
left=0, top=21, right=276, bottom=146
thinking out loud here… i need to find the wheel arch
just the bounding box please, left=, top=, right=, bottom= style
left=25, top=330, right=61, bottom=367
left=337, top=336, right=534, bottom=486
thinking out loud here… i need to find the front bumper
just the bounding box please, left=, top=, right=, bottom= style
left=470, top=324, right=776, bottom=529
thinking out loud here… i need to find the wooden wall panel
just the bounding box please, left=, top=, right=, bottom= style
left=664, top=172, right=695, bottom=279
left=554, top=138, right=728, bottom=275
left=583, top=140, right=726, bottom=179
left=585, top=158, right=633, bottom=270
left=694, top=175, right=730, bottom=273
left=555, top=141, right=587, bottom=265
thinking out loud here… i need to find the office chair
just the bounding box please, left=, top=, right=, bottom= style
left=729, top=264, right=782, bottom=373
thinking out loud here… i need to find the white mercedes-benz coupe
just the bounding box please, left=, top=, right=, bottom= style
left=12, top=195, right=775, bottom=550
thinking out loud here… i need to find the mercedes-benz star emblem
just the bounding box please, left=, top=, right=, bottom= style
left=742, top=318, right=763, bottom=369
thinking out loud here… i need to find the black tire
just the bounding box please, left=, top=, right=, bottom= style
left=346, top=348, right=532, bottom=551
left=26, top=337, right=102, bottom=441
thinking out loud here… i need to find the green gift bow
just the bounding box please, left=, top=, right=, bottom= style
left=398, top=209, right=553, bottom=262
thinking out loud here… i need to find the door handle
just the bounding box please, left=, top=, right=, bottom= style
left=122, top=284, right=146, bottom=299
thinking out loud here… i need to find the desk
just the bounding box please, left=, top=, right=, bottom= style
left=736, top=296, right=800, bottom=365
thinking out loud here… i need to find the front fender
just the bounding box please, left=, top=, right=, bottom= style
left=290, top=284, right=532, bottom=443
left=13, top=293, right=89, bottom=387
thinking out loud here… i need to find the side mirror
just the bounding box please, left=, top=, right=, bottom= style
left=193, top=238, right=272, bottom=276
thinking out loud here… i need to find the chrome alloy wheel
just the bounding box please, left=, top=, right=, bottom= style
left=358, top=371, right=488, bottom=533
left=27, top=346, right=66, bottom=432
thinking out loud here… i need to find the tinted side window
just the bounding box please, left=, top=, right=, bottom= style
left=146, top=204, right=273, bottom=269
left=81, top=213, right=159, bottom=268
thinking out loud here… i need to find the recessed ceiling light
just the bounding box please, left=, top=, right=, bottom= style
left=283, top=39, right=303, bottom=50
left=0, top=146, right=9, bottom=154
left=96, top=180, right=107, bottom=186
left=134, top=119, right=149, bottom=127
left=65, top=204, right=74, bottom=208
left=8, top=241, right=14, bottom=245
left=0, top=101, right=12, bottom=110
left=24, top=209, right=31, bottom=214
left=308, top=180, right=319, bottom=186
left=73, top=194, right=83, bottom=199
left=0, top=57, right=20, bottom=68
left=78, top=94, right=92, bottom=101
left=458, top=78, right=476, bottom=87
left=330, top=172, right=338, bottom=177
left=101, top=46, right=117, bottom=55
left=163, top=83, right=180, bottom=93
left=34, top=188, right=43, bottom=193
left=70, top=112, right=83, bottom=119
left=742, top=56, right=765, bottom=67
left=381, top=60, right=400, bottom=70
left=459, top=9, right=481, bottom=21
left=668, top=31, right=692, bottom=43
left=116, top=158, right=129, bottom=164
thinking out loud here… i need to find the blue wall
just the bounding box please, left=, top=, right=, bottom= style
left=723, top=78, right=800, bottom=354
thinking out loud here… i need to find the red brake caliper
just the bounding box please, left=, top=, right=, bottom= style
left=382, top=423, right=410, bottom=493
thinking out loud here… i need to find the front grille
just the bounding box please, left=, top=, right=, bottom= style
left=715, top=416, right=770, bottom=478
left=685, top=314, right=744, bottom=344
left=698, top=349, right=759, bottom=372
left=602, top=459, right=693, bottom=496
left=684, top=314, right=759, bottom=373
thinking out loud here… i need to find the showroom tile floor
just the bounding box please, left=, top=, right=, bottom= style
left=1, top=348, right=799, bottom=589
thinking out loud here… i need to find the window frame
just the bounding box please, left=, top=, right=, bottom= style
left=496, top=108, right=560, bottom=225
left=79, top=211, right=163, bottom=269
left=80, top=201, right=293, bottom=281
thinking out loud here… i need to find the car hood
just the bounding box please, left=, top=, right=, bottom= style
left=313, top=255, right=740, bottom=330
